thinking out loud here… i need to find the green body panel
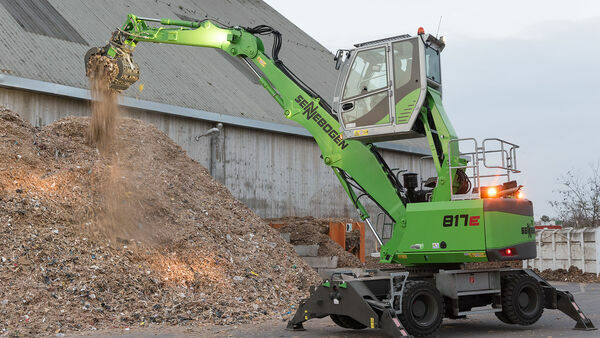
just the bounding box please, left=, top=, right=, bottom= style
left=397, top=251, right=489, bottom=265
left=405, top=200, right=485, bottom=252
left=484, top=211, right=535, bottom=249
left=382, top=199, right=536, bottom=265
left=107, top=14, right=536, bottom=267
left=382, top=200, right=486, bottom=265
left=395, top=88, right=420, bottom=124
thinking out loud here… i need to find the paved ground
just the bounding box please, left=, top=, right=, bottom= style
left=80, top=282, right=600, bottom=337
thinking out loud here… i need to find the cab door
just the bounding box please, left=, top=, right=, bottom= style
left=339, top=45, right=393, bottom=129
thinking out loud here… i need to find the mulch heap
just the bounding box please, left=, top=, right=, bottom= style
left=535, top=266, right=600, bottom=283
left=266, top=216, right=363, bottom=268
left=467, top=262, right=600, bottom=283
left=0, top=107, right=320, bottom=335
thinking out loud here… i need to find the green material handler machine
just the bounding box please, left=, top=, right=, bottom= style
left=85, top=14, right=596, bottom=337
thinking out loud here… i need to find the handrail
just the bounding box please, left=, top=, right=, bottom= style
left=447, top=137, right=521, bottom=200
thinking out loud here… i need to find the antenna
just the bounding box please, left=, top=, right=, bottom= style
left=435, top=16, right=442, bottom=38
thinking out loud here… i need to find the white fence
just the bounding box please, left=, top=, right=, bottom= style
left=523, top=227, right=600, bottom=276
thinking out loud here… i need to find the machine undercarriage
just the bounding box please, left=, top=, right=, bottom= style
left=287, top=267, right=596, bottom=336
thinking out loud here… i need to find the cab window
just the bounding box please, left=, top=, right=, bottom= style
left=392, top=39, right=420, bottom=105
left=393, top=41, right=413, bottom=89
left=425, top=46, right=441, bottom=83
left=343, top=47, right=388, bottom=100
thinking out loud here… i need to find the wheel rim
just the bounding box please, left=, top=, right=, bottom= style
left=518, top=285, right=539, bottom=315
left=410, top=291, right=438, bottom=326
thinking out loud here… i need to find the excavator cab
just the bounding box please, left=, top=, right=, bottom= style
left=333, top=30, right=444, bottom=142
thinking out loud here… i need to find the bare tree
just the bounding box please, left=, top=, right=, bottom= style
left=550, top=162, right=600, bottom=228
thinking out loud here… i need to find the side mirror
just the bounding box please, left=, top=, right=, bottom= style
left=334, top=49, right=347, bottom=70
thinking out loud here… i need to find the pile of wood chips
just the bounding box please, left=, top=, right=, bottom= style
left=535, top=266, right=600, bottom=283
left=0, top=108, right=320, bottom=335
left=267, top=216, right=363, bottom=268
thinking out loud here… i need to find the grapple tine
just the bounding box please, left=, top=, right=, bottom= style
left=84, top=45, right=140, bottom=92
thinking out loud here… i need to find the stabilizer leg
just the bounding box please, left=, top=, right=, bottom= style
left=524, top=269, right=597, bottom=331
left=554, top=289, right=596, bottom=331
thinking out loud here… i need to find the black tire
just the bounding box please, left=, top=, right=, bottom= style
left=329, top=314, right=367, bottom=330
left=495, top=275, right=517, bottom=324
left=397, top=281, right=444, bottom=336
left=494, top=311, right=515, bottom=324
left=499, top=275, right=544, bottom=325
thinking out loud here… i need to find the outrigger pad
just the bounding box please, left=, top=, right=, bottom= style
left=285, top=298, right=308, bottom=331
left=285, top=321, right=305, bottom=331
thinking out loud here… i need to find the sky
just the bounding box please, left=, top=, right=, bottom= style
left=265, top=0, right=600, bottom=218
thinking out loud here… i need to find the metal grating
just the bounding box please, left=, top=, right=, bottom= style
left=0, top=0, right=87, bottom=45
left=354, top=34, right=411, bottom=48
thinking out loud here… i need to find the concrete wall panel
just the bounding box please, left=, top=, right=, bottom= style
left=525, top=228, right=600, bottom=275
left=224, top=124, right=344, bottom=218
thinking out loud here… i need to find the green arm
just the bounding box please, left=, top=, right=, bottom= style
left=112, top=15, right=407, bottom=224
left=111, top=14, right=263, bottom=58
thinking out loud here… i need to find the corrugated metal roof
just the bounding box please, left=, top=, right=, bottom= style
left=0, top=0, right=87, bottom=45
left=0, top=0, right=430, bottom=154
